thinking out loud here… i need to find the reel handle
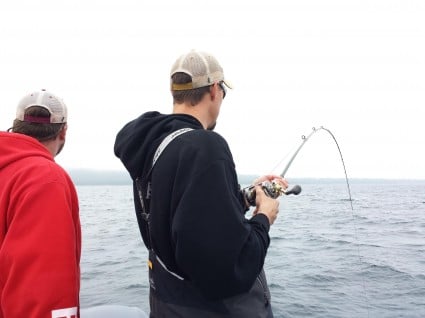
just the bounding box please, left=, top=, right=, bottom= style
left=284, top=184, right=302, bottom=195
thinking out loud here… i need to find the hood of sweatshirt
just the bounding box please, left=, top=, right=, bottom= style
left=114, top=111, right=203, bottom=180
left=0, top=132, right=53, bottom=170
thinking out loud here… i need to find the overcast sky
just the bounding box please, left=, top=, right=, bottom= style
left=1, top=0, right=424, bottom=179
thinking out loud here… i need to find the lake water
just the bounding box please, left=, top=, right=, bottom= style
left=78, top=179, right=425, bottom=317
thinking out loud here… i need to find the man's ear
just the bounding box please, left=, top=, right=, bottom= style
left=209, top=83, right=218, bottom=100
left=58, top=124, right=67, bottom=140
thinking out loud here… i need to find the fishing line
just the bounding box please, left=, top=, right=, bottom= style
left=269, top=139, right=302, bottom=176
left=278, top=126, right=370, bottom=317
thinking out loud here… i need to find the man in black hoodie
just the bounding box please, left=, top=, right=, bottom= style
left=114, top=50, right=287, bottom=318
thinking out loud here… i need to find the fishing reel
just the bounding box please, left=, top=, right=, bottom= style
left=243, top=180, right=302, bottom=207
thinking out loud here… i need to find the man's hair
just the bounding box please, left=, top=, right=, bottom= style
left=10, top=106, right=65, bottom=142
left=171, top=73, right=211, bottom=106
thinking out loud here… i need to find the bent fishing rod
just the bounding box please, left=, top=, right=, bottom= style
left=244, top=126, right=352, bottom=206
left=244, top=127, right=368, bottom=315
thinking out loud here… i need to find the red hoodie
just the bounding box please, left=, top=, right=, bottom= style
left=0, top=132, right=81, bottom=318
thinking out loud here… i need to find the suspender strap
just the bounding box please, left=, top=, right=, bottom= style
left=135, top=128, right=193, bottom=279
left=152, top=128, right=193, bottom=167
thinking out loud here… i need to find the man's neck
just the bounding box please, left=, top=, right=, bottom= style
left=41, top=139, right=58, bottom=157
left=173, top=103, right=208, bottom=129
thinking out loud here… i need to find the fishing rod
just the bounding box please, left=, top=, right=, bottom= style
left=280, top=126, right=324, bottom=178
left=244, top=126, right=352, bottom=206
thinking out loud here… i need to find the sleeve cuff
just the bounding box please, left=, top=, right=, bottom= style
left=251, top=213, right=270, bottom=232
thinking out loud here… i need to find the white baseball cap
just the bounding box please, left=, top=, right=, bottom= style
left=170, top=50, right=232, bottom=91
left=16, top=89, right=67, bottom=124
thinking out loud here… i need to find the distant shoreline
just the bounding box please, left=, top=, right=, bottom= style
left=67, top=169, right=425, bottom=186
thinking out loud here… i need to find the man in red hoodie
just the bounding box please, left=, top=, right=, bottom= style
left=0, top=89, right=81, bottom=317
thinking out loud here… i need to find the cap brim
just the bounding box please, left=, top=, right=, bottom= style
left=222, top=80, right=233, bottom=89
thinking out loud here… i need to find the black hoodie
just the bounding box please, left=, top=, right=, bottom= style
left=114, top=111, right=271, bottom=301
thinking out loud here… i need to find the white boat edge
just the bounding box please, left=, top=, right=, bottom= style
left=80, top=305, right=148, bottom=318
